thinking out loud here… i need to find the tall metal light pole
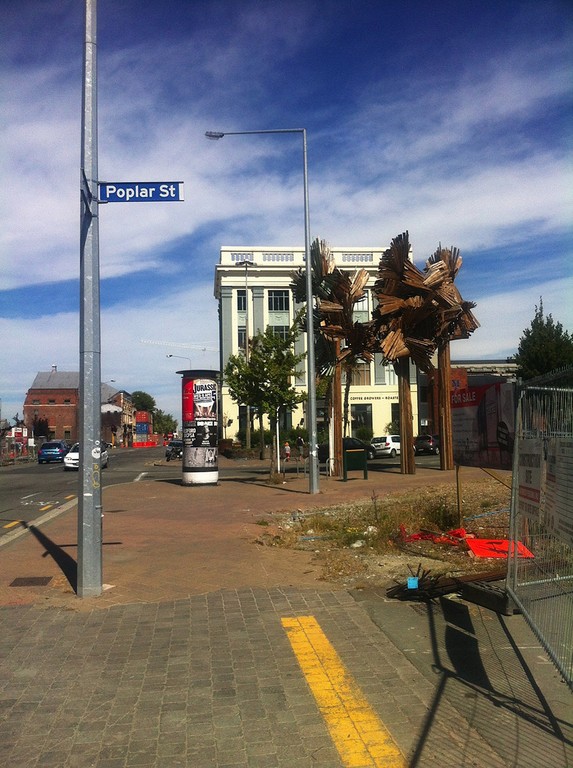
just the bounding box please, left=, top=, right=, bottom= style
left=205, top=129, right=319, bottom=493
left=236, top=259, right=254, bottom=450
left=167, top=354, right=192, bottom=368
left=78, top=0, right=102, bottom=596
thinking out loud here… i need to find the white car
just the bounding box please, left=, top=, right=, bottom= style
left=64, top=443, right=109, bottom=471
left=371, top=435, right=401, bottom=458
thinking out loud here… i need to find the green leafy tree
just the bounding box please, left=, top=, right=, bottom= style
left=514, top=299, right=573, bottom=380
left=32, top=415, right=50, bottom=438
left=224, top=323, right=306, bottom=465
left=153, top=409, right=178, bottom=436
left=131, top=390, right=156, bottom=413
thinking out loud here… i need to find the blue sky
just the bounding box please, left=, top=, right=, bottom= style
left=1, top=0, right=572, bottom=424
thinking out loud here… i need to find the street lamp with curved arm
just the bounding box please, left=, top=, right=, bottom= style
left=205, top=127, right=319, bottom=494
left=166, top=354, right=192, bottom=368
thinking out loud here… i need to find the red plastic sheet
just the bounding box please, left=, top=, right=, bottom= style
left=466, top=539, right=534, bottom=559
left=398, top=525, right=472, bottom=546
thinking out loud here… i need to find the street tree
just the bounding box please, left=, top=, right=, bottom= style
left=224, top=323, right=305, bottom=466
left=131, top=391, right=156, bottom=413
left=32, top=415, right=50, bottom=438
left=514, top=299, right=573, bottom=380
left=153, top=409, right=178, bottom=437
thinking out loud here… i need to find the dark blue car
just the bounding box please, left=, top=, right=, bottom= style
left=38, top=440, right=69, bottom=464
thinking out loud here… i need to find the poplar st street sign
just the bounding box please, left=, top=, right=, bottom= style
left=98, top=181, right=184, bottom=202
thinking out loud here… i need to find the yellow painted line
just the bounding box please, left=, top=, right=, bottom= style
left=65, top=494, right=75, bottom=500
left=3, top=521, right=21, bottom=529
left=282, top=616, right=407, bottom=768
left=39, top=504, right=53, bottom=512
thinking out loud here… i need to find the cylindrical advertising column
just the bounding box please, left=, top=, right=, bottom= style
left=180, top=370, right=219, bottom=486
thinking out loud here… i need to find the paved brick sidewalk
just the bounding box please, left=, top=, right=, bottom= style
left=0, top=464, right=571, bottom=767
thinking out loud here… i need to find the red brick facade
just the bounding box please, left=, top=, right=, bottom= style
left=23, top=370, right=133, bottom=444
left=23, top=387, right=79, bottom=441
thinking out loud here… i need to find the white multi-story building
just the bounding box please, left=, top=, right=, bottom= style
left=214, top=245, right=418, bottom=441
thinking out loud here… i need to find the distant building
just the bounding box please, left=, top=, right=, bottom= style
left=450, top=359, right=518, bottom=382
left=23, top=365, right=133, bottom=444
left=214, top=245, right=418, bottom=440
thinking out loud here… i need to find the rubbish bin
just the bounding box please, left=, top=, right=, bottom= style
left=342, top=448, right=368, bottom=481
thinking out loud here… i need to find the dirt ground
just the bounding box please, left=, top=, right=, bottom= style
left=256, top=490, right=512, bottom=591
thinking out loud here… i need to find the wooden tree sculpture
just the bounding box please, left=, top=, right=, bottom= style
left=372, top=232, right=479, bottom=473
left=425, top=245, right=479, bottom=469
left=293, top=238, right=377, bottom=476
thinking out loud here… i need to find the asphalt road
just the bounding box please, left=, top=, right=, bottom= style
left=0, top=446, right=439, bottom=539
left=0, top=447, right=168, bottom=538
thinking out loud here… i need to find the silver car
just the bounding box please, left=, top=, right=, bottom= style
left=371, top=435, right=401, bottom=458
left=64, top=443, right=109, bottom=471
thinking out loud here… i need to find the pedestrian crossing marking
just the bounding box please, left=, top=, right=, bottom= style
left=282, top=615, right=407, bottom=767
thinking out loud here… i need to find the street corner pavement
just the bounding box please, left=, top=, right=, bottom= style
left=0, top=462, right=487, bottom=610
left=0, top=465, right=571, bottom=767
left=0, top=475, right=326, bottom=611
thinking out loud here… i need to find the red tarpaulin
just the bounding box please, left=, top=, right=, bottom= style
left=466, top=539, right=534, bottom=559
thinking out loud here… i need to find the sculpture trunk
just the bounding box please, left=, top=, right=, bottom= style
left=438, top=341, right=454, bottom=470
left=397, top=357, right=415, bottom=474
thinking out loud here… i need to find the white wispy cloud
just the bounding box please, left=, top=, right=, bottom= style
left=1, top=0, right=571, bottom=422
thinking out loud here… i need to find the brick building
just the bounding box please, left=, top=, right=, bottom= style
left=23, top=366, right=130, bottom=443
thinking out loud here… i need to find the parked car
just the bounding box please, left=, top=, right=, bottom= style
left=63, top=443, right=109, bottom=471
left=371, top=435, right=401, bottom=458
left=165, top=439, right=183, bottom=461
left=318, top=436, right=376, bottom=463
left=38, top=440, right=70, bottom=464
left=414, top=434, right=440, bottom=455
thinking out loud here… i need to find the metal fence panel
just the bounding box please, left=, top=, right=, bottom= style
left=507, top=387, right=573, bottom=690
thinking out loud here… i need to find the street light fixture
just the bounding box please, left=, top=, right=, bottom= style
left=167, top=354, right=192, bottom=368
left=205, top=128, right=319, bottom=494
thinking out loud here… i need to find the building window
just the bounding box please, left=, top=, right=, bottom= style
left=270, top=325, right=289, bottom=341
left=64, top=429, right=71, bottom=440
left=341, top=252, right=373, bottom=263
left=391, top=402, right=400, bottom=428
left=32, top=399, right=40, bottom=405
left=262, top=252, right=295, bottom=262
left=238, top=326, right=246, bottom=351
left=378, top=364, right=397, bottom=386
left=237, top=289, right=246, bottom=312
left=353, top=294, right=369, bottom=323
left=48, top=399, right=56, bottom=404
left=64, top=399, right=71, bottom=404
left=350, top=362, right=371, bottom=386
left=268, top=290, right=290, bottom=312
left=351, top=403, right=373, bottom=436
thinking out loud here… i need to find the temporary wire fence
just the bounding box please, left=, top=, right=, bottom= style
left=506, top=385, right=573, bottom=691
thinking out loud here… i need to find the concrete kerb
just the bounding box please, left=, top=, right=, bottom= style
left=0, top=496, right=78, bottom=548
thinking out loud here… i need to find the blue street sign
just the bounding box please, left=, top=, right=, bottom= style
left=99, top=182, right=184, bottom=203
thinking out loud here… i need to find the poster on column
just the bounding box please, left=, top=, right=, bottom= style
left=182, top=372, right=219, bottom=484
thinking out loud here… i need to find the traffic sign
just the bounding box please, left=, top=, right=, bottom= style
left=99, top=182, right=184, bottom=203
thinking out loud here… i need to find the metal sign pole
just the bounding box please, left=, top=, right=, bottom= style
left=78, top=0, right=102, bottom=597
